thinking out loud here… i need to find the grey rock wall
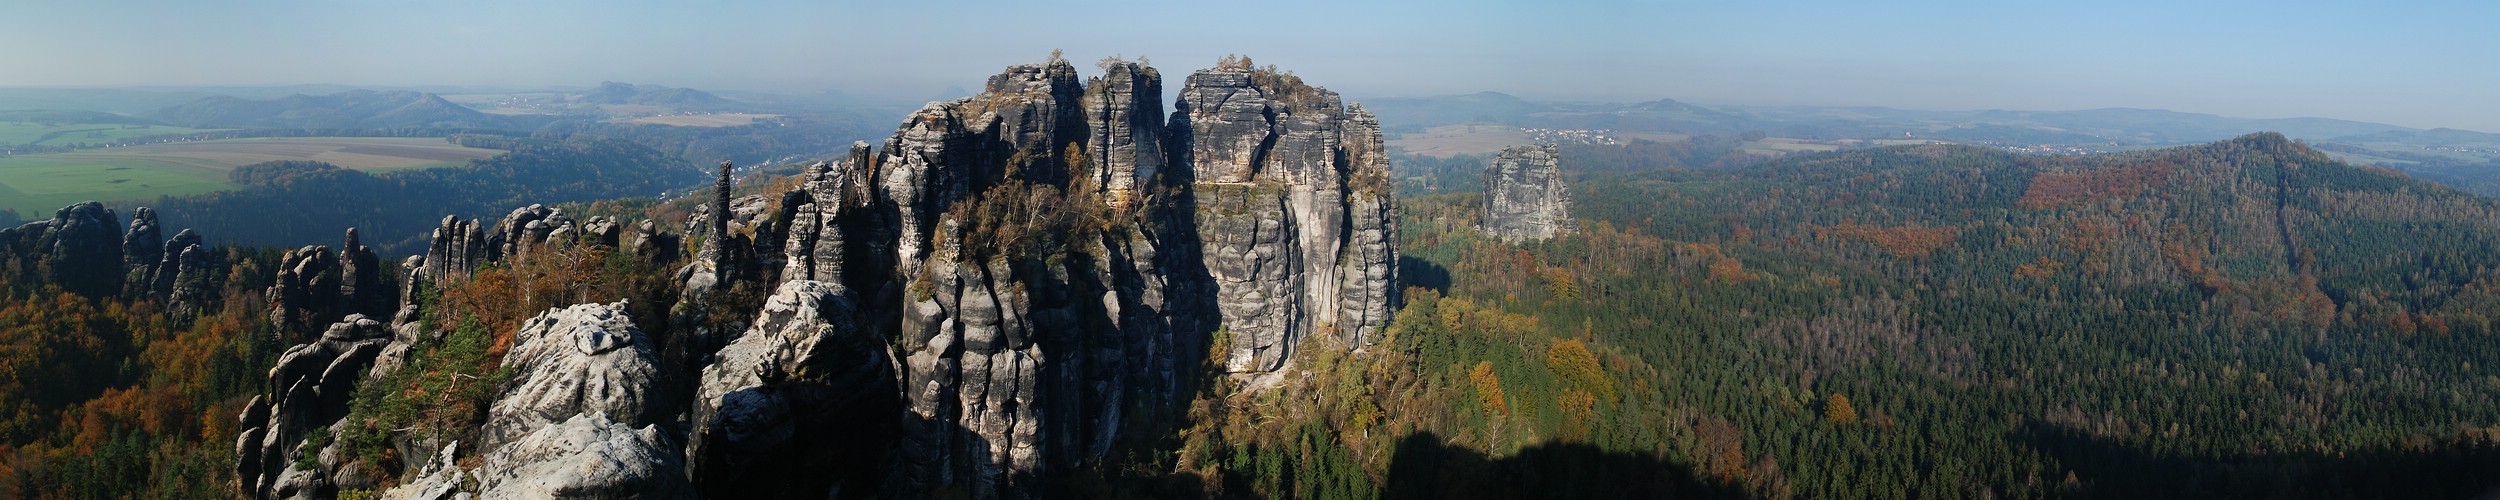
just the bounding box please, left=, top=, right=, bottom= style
left=223, top=55, right=1401, bottom=500
left=1173, top=67, right=1400, bottom=373
left=1482, top=144, right=1574, bottom=241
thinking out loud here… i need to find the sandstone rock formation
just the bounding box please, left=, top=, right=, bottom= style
left=339, top=228, right=390, bottom=318
left=687, top=280, right=898, bottom=497
left=1482, top=144, right=1574, bottom=241
left=234, top=314, right=390, bottom=499
left=483, top=301, right=666, bottom=451
left=374, top=442, right=465, bottom=500
left=268, top=244, right=340, bottom=341
left=0, top=201, right=124, bottom=297
left=475, top=413, right=690, bottom=499
left=268, top=228, right=396, bottom=342
left=0, top=202, right=222, bottom=318
left=228, top=54, right=1401, bottom=500
left=157, top=229, right=216, bottom=318
left=1173, top=63, right=1401, bottom=371
left=420, top=215, right=488, bottom=282
left=228, top=201, right=668, bottom=500
left=121, top=207, right=162, bottom=297
left=1083, top=62, right=1166, bottom=207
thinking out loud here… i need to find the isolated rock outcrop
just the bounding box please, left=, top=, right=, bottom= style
left=483, top=301, right=665, bottom=451
left=158, top=229, right=215, bottom=318
left=234, top=314, right=391, bottom=499
left=1482, top=144, right=1573, bottom=241
left=339, top=228, right=389, bottom=318
left=420, top=215, right=488, bottom=282
left=2, top=202, right=222, bottom=315
left=268, top=245, right=340, bottom=341
left=0, top=201, right=124, bottom=297
left=491, top=204, right=571, bottom=264
left=267, top=228, right=394, bottom=342
left=1083, top=61, right=1167, bottom=207
left=120, top=207, right=162, bottom=297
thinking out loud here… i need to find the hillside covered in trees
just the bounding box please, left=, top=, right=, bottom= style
left=1166, top=133, right=2500, bottom=498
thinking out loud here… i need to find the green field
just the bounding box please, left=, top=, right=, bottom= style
left=0, top=123, right=225, bottom=147
left=0, top=137, right=502, bottom=217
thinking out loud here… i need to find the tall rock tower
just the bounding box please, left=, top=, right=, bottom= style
left=1482, top=144, right=1574, bottom=242
left=1172, top=59, right=1400, bottom=373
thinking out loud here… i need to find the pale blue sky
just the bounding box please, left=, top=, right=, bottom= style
left=4, top=0, right=2494, bottom=130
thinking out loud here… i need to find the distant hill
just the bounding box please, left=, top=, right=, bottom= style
left=2332, top=127, right=2500, bottom=148
left=1360, top=92, right=2443, bottom=146
left=575, top=81, right=738, bottom=110
left=0, top=109, right=158, bottom=126
left=1942, top=107, right=2411, bottom=144
left=151, top=90, right=524, bottom=129
left=1365, top=92, right=1548, bottom=131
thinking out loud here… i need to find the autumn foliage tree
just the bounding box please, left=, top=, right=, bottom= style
left=1470, top=361, right=1508, bottom=418
left=1823, top=393, right=1857, bottom=425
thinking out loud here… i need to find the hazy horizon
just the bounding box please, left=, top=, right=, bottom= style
left=6, top=0, right=2494, bottom=131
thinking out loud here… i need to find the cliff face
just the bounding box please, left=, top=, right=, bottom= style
left=1173, top=66, right=1400, bottom=371
left=1482, top=144, right=1574, bottom=241
left=867, top=58, right=1187, bottom=498
left=701, top=57, right=1396, bottom=497
left=217, top=55, right=1399, bottom=500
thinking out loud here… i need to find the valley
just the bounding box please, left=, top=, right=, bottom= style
left=0, top=137, right=503, bottom=217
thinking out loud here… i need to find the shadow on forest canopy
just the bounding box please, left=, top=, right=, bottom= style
left=1381, top=431, right=1743, bottom=499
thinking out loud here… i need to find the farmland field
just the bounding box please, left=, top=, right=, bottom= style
left=622, top=113, right=779, bottom=127
left=0, top=123, right=225, bottom=147
left=0, top=137, right=502, bottom=217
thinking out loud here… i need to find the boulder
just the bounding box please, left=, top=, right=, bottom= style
left=476, top=414, right=689, bottom=499
left=483, top=301, right=664, bottom=451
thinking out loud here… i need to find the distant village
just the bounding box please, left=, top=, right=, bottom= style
left=1992, top=143, right=2128, bottom=155
left=1520, top=128, right=1622, bottom=146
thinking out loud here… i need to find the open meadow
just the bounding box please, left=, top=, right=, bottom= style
left=0, top=137, right=501, bottom=217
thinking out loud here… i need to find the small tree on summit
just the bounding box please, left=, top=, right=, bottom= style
left=1217, top=54, right=1255, bottom=71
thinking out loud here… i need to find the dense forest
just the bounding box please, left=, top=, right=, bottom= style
left=1151, top=133, right=2500, bottom=498
left=0, top=247, right=287, bottom=497
left=8, top=132, right=2500, bottom=498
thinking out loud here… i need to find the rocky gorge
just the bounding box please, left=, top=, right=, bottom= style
left=180, top=54, right=1402, bottom=499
